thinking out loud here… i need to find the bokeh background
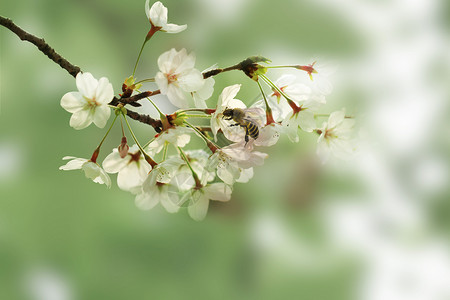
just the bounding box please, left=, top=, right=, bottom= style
left=1, top=0, right=450, bottom=299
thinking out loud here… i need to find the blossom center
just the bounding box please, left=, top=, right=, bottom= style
left=166, top=73, right=178, bottom=84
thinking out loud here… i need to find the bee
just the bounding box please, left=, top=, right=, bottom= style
left=222, top=108, right=260, bottom=144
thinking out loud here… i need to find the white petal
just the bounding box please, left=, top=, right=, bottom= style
left=188, top=191, right=209, bottom=221
left=95, top=77, right=114, bottom=104
left=135, top=190, right=159, bottom=210
left=176, top=134, right=191, bottom=148
left=166, top=85, right=189, bottom=108
left=149, top=1, right=168, bottom=27
left=97, top=168, right=111, bottom=188
left=157, top=48, right=177, bottom=73
left=81, top=162, right=102, bottom=180
left=174, top=49, right=195, bottom=73
left=298, top=111, right=316, bottom=132
left=59, top=157, right=88, bottom=170
left=204, top=183, right=232, bottom=202
left=60, top=92, right=85, bottom=113
left=76, top=72, right=97, bottom=99
left=69, top=109, right=93, bottom=130
left=254, top=124, right=281, bottom=147
left=162, top=23, right=187, bottom=33
left=275, top=74, right=296, bottom=87
left=236, top=167, right=253, bottom=183
left=193, top=77, right=214, bottom=104
left=117, top=163, right=147, bottom=191
left=145, top=0, right=151, bottom=20
left=328, top=110, right=345, bottom=129
left=239, top=151, right=268, bottom=169
left=93, top=105, right=111, bottom=128
left=102, top=150, right=128, bottom=173
left=218, top=84, right=241, bottom=108
left=155, top=72, right=169, bottom=94
left=160, top=187, right=181, bottom=213
left=178, top=69, right=204, bottom=92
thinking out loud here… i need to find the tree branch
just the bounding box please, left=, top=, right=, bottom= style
left=0, top=16, right=81, bottom=78
left=0, top=16, right=259, bottom=133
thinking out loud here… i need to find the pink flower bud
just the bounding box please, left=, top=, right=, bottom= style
left=118, top=137, right=129, bottom=158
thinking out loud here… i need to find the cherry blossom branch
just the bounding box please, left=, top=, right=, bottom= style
left=0, top=16, right=81, bottom=78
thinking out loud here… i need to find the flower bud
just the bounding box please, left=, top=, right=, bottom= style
left=118, top=136, right=129, bottom=158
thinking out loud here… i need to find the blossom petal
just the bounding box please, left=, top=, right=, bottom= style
left=204, top=183, right=232, bottom=202
left=117, top=163, right=145, bottom=191
left=162, top=23, right=187, bottom=33
left=69, top=109, right=93, bottom=130
left=102, top=150, right=128, bottom=174
left=160, top=188, right=180, bottom=213
left=328, top=110, right=345, bottom=129
left=93, top=105, right=111, bottom=128
left=60, top=92, right=85, bottom=113
left=149, top=1, right=168, bottom=27
left=95, top=77, right=114, bottom=104
left=155, top=72, right=169, bottom=94
left=166, top=85, right=189, bottom=108
left=298, top=111, right=316, bottom=132
left=135, top=191, right=159, bottom=210
left=188, top=191, right=209, bottom=221
left=76, top=72, right=97, bottom=99
left=178, top=69, right=204, bottom=92
left=59, top=157, right=88, bottom=170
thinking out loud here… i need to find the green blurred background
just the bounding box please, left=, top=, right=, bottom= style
left=1, top=0, right=450, bottom=299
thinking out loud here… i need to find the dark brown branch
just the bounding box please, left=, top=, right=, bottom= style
left=109, top=90, right=161, bottom=107
left=0, top=16, right=81, bottom=78
left=125, top=110, right=162, bottom=132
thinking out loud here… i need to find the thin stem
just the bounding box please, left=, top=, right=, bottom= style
left=256, top=80, right=269, bottom=107
left=266, top=65, right=296, bottom=69
left=143, top=137, right=156, bottom=149
left=260, top=74, right=291, bottom=101
left=257, top=80, right=275, bottom=125
left=177, top=108, right=215, bottom=114
left=132, top=40, right=147, bottom=77
left=122, top=113, right=157, bottom=167
left=162, top=142, right=169, bottom=161
left=120, top=116, right=125, bottom=137
left=184, top=121, right=219, bottom=153
left=135, top=78, right=155, bottom=84
left=97, top=114, right=119, bottom=149
left=184, top=114, right=212, bottom=119
left=315, top=113, right=354, bottom=119
left=146, top=97, right=164, bottom=117
left=178, top=146, right=201, bottom=187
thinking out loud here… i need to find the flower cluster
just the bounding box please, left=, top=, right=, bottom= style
left=59, top=1, right=355, bottom=221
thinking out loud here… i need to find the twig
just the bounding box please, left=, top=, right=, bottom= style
left=0, top=16, right=81, bottom=77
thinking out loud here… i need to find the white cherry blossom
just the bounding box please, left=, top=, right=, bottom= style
left=145, top=1, right=187, bottom=33
left=221, top=142, right=268, bottom=169
left=281, top=99, right=323, bottom=143
left=59, top=156, right=111, bottom=188
left=316, top=109, right=355, bottom=163
left=60, top=72, right=113, bottom=130
left=206, top=150, right=241, bottom=185
left=102, top=145, right=152, bottom=193
left=180, top=183, right=232, bottom=221
left=210, top=85, right=265, bottom=143
left=135, top=156, right=185, bottom=212
left=155, top=48, right=204, bottom=108
left=147, top=126, right=192, bottom=154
